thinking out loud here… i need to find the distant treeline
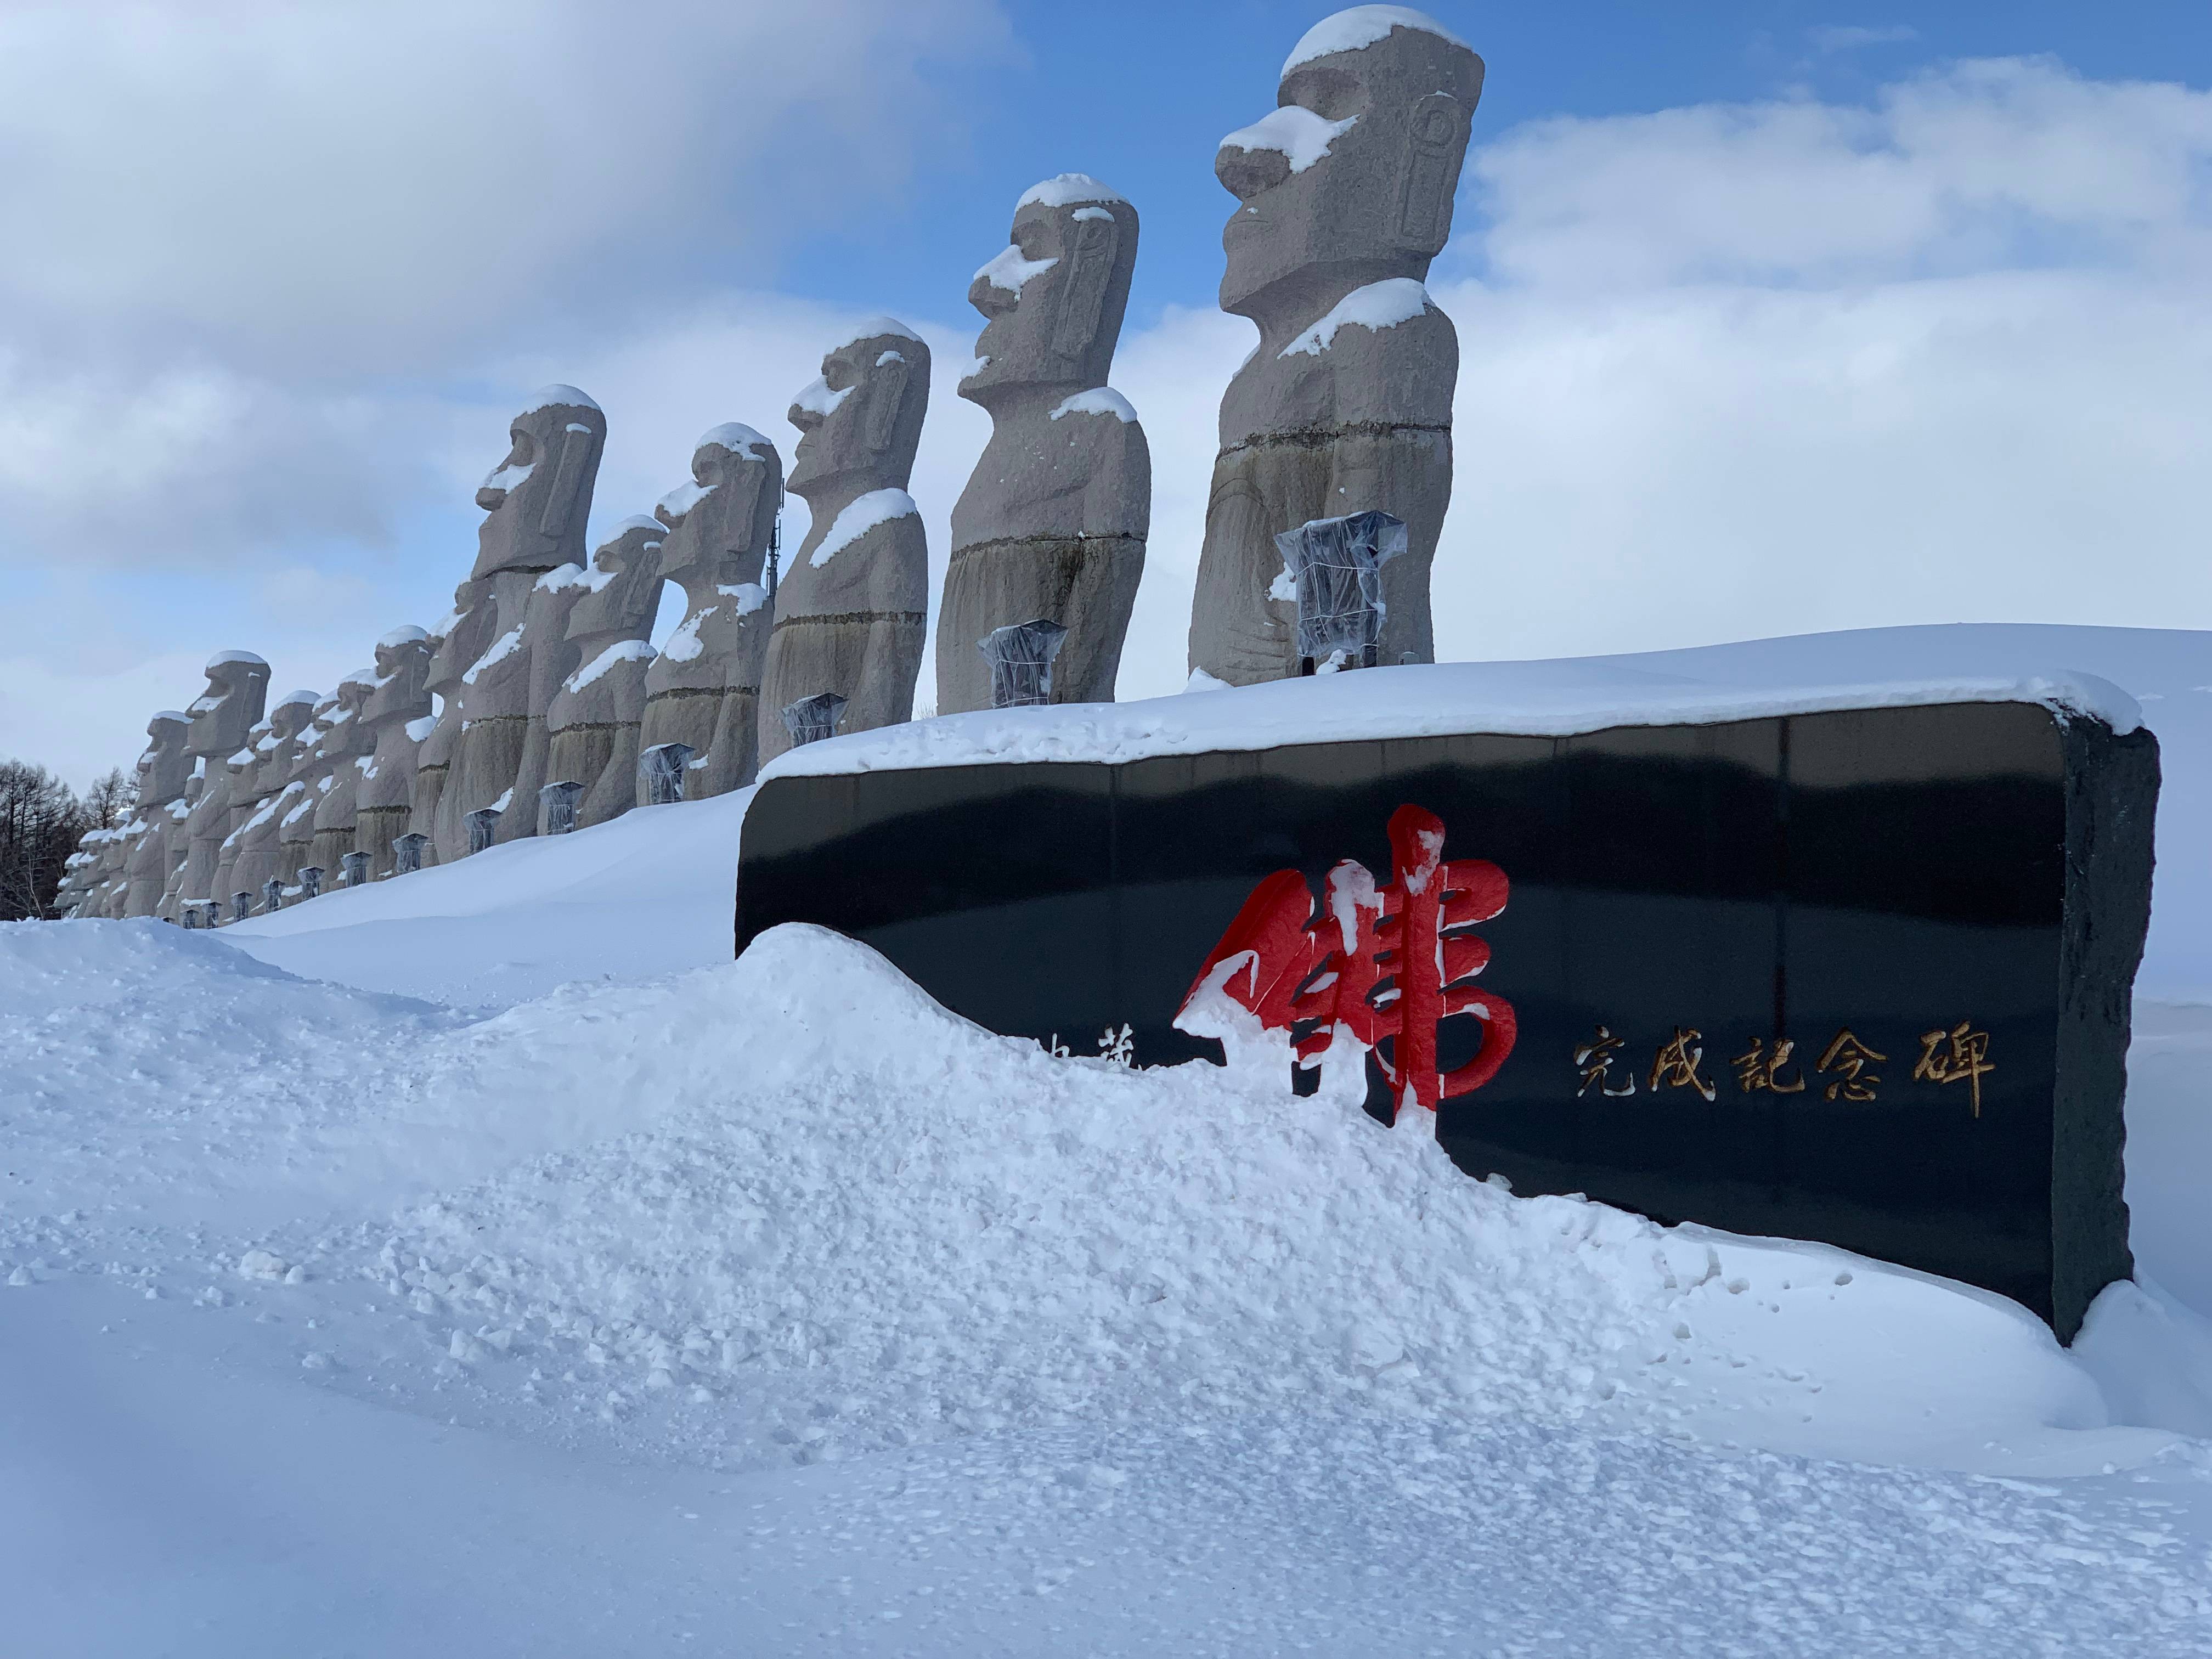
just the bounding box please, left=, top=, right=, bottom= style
left=1, top=762, right=134, bottom=921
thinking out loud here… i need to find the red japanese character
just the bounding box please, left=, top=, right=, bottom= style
left=1176, top=804, right=1516, bottom=1119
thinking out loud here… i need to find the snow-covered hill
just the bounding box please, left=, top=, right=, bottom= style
left=10, top=625, right=2212, bottom=1655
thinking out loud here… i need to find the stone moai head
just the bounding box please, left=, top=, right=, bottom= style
left=266, top=689, right=319, bottom=751
left=1214, top=6, right=1482, bottom=318
left=371, top=625, right=432, bottom=691
left=301, top=693, right=342, bottom=768
left=136, top=712, right=194, bottom=805
left=653, top=425, right=782, bottom=585
left=186, top=651, right=272, bottom=761
left=786, top=321, right=930, bottom=501
left=578, top=515, right=668, bottom=606
left=425, top=579, right=494, bottom=697
left=471, top=385, right=607, bottom=580
left=326, top=669, right=378, bottom=753
left=960, top=177, right=1137, bottom=408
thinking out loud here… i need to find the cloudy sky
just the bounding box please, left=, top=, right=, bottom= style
left=3, top=0, right=2210, bottom=785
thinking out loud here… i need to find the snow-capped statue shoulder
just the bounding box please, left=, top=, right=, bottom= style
left=810, top=489, right=919, bottom=568
left=828, top=314, right=921, bottom=352
left=517, top=383, right=601, bottom=415
left=377, top=624, right=430, bottom=650
left=1282, top=5, right=1470, bottom=76
left=463, top=628, right=524, bottom=685
left=1220, top=106, right=1358, bottom=175
left=1016, top=173, right=1126, bottom=210
left=695, top=422, right=770, bottom=460
left=205, top=649, right=268, bottom=671
left=1049, top=387, right=1139, bottom=424
left=1280, top=278, right=1435, bottom=358
left=535, top=562, right=589, bottom=594
left=404, top=714, right=438, bottom=743
left=564, top=638, right=658, bottom=695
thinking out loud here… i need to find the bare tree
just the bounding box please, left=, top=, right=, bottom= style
left=82, top=766, right=136, bottom=830
left=0, top=760, right=92, bottom=921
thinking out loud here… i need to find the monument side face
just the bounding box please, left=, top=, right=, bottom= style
left=735, top=699, right=2154, bottom=1339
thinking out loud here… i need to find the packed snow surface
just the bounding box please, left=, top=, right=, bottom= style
left=1017, top=172, right=1126, bottom=208
left=1050, top=386, right=1139, bottom=422
left=1283, top=4, right=1471, bottom=75
left=14, top=623, right=2212, bottom=1653
left=1282, top=275, right=1436, bottom=356
left=694, top=420, right=771, bottom=459
left=516, top=382, right=601, bottom=414
left=1220, top=104, right=1359, bottom=175
left=810, top=487, right=918, bottom=567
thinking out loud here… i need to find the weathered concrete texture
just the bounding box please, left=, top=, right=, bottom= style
left=492, top=561, right=594, bottom=845
left=640, top=425, right=784, bottom=801
left=222, top=691, right=318, bottom=912
left=279, top=693, right=341, bottom=895
left=309, top=668, right=382, bottom=885
left=414, top=580, right=496, bottom=867
left=550, top=516, right=665, bottom=826
left=120, top=713, right=194, bottom=917
left=454, top=387, right=606, bottom=853
left=1188, top=8, right=1481, bottom=685
left=758, top=322, right=930, bottom=768
left=940, top=177, right=1150, bottom=715
left=354, top=627, right=432, bottom=878
left=166, top=651, right=272, bottom=914
left=208, top=716, right=274, bottom=913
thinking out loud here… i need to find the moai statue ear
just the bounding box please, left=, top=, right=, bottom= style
left=863, top=355, right=909, bottom=459
left=1049, top=215, right=1119, bottom=365
left=538, top=425, right=598, bottom=538
left=1393, top=92, right=1469, bottom=257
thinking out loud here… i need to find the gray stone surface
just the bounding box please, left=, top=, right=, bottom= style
left=222, top=690, right=318, bottom=912
left=414, top=580, right=496, bottom=867
left=165, top=651, right=271, bottom=915
left=356, top=626, right=433, bottom=878
left=551, top=515, right=667, bottom=826
left=940, top=177, right=1150, bottom=715
left=640, top=425, right=784, bottom=800
left=309, top=668, right=382, bottom=887
left=278, top=693, right=341, bottom=895
left=492, top=559, right=594, bottom=846
left=1187, top=7, right=1481, bottom=685
left=207, top=716, right=273, bottom=915
left=758, top=321, right=930, bottom=768
left=455, top=386, right=606, bottom=853
left=119, top=712, right=194, bottom=918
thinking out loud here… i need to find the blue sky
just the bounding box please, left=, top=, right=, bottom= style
left=3, top=2, right=2211, bottom=783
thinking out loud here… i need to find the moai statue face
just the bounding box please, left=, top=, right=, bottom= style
left=186, top=651, right=273, bottom=763
left=1214, top=7, right=1483, bottom=319
left=136, top=713, right=194, bottom=805
left=301, top=695, right=342, bottom=771
left=368, top=627, right=432, bottom=714
left=960, top=178, right=1137, bottom=409
left=425, top=579, right=494, bottom=699
left=471, top=385, right=607, bottom=579
left=573, top=516, right=668, bottom=623
left=264, top=692, right=319, bottom=755
left=325, top=670, right=378, bottom=755
left=654, top=426, right=781, bottom=586
left=786, top=322, right=930, bottom=500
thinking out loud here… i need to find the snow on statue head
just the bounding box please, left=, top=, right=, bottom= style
left=785, top=321, right=929, bottom=502
left=470, top=385, right=607, bottom=580
left=1215, top=7, right=1481, bottom=320
left=959, top=176, right=1137, bottom=408
left=185, top=650, right=271, bottom=760
left=654, top=424, right=782, bottom=588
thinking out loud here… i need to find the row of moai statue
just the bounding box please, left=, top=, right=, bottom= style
left=59, top=8, right=1483, bottom=924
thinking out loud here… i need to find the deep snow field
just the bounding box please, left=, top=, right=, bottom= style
left=9, top=625, right=2212, bottom=1657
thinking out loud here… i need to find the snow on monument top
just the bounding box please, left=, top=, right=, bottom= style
left=1016, top=173, right=1126, bottom=210
left=596, top=514, right=665, bottom=551
left=761, top=651, right=2141, bottom=783
left=516, top=383, right=602, bottom=415
left=1282, top=5, right=1471, bottom=76
left=376, top=624, right=430, bottom=649
left=827, top=315, right=922, bottom=352
left=205, top=649, right=268, bottom=671
left=695, top=422, right=771, bottom=459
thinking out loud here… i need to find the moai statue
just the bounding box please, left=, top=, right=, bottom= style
left=412, top=580, right=496, bottom=866
left=637, top=424, right=783, bottom=800
left=757, top=320, right=930, bottom=767
left=278, top=692, right=341, bottom=899
left=939, top=176, right=1150, bottom=715
left=165, top=652, right=272, bottom=917
left=309, top=668, right=382, bottom=885
left=227, top=691, right=319, bottom=911
left=356, top=625, right=432, bottom=877
left=92, top=825, right=135, bottom=917
left=208, top=717, right=273, bottom=913
left=454, top=386, right=606, bottom=854
left=120, top=713, right=194, bottom=917
left=499, top=558, right=596, bottom=843
left=550, top=515, right=667, bottom=825
left=1186, top=7, right=1481, bottom=684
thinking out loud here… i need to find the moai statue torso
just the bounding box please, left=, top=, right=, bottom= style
left=455, top=386, right=606, bottom=852
left=940, top=176, right=1150, bottom=714
left=121, top=713, right=194, bottom=917
left=356, top=627, right=432, bottom=878
left=166, top=652, right=272, bottom=915
left=210, top=717, right=273, bottom=912
left=550, top=516, right=667, bottom=825
left=227, top=692, right=318, bottom=911
left=414, top=581, right=495, bottom=866
left=757, top=321, right=930, bottom=767
left=638, top=425, right=782, bottom=799
left=310, top=670, right=381, bottom=883
left=279, top=694, right=342, bottom=894
left=1187, top=8, right=1481, bottom=684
